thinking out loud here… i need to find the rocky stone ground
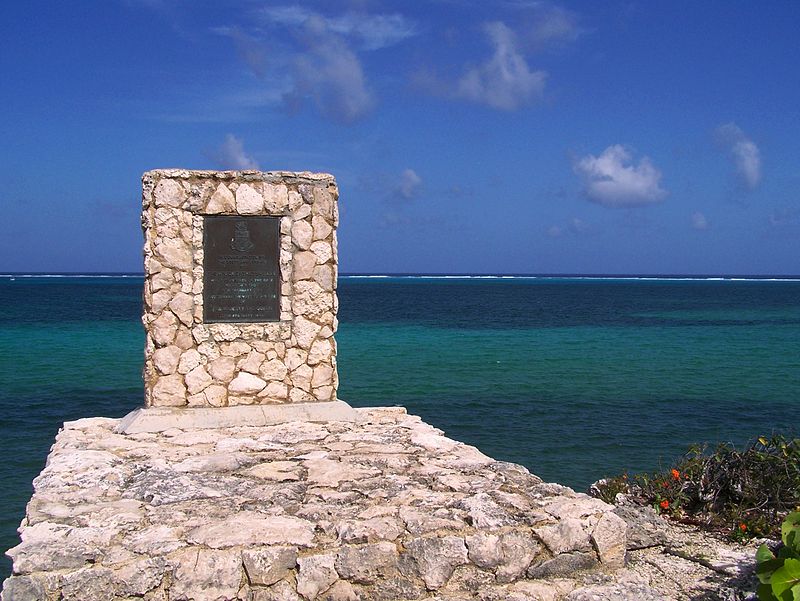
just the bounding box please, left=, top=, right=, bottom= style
left=2, top=407, right=761, bottom=600
left=606, top=505, right=762, bottom=601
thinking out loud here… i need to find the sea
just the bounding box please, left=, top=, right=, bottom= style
left=1, top=274, right=799, bottom=580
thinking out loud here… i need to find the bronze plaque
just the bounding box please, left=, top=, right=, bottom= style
left=203, top=216, right=280, bottom=322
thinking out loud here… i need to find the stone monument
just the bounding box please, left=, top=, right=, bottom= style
left=2, top=170, right=636, bottom=601
left=123, top=169, right=356, bottom=432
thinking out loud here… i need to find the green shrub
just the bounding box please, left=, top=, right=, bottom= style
left=755, top=511, right=800, bottom=600
left=592, top=435, right=800, bottom=539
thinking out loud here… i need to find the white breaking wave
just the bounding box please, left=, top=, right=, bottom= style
left=2, top=273, right=797, bottom=282
left=0, top=274, right=143, bottom=279
left=338, top=274, right=800, bottom=282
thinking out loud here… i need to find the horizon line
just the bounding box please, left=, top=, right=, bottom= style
left=2, top=271, right=800, bottom=280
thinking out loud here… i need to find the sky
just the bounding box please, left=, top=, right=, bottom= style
left=1, top=1, right=799, bottom=275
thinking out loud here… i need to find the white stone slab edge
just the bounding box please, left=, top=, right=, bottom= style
left=115, top=400, right=364, bottom=434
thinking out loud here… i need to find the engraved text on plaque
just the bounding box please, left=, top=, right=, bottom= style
left=203, top=216, right=280, bottom=322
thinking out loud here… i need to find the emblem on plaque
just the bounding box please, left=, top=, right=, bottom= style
left=231, top=221, right=255, bottom=252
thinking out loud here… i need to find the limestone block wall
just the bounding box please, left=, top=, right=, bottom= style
left=141, top=170, right=338, bottom=407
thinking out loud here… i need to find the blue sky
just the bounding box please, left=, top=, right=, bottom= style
left=1, top=1, right=798, bottom=274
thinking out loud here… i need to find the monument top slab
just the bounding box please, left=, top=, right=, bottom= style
left=143, top=169, right=335, bottom=181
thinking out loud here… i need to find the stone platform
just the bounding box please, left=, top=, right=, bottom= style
left=3, top=407, right=629, bottom=600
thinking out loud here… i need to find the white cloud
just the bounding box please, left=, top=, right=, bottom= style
left=282, top=16, right=375, bottom=123
left=501, top=1, right=584, bottom=46
left=574, top=145, right=667, bottom=208
left=262, top=6, right=417, bottom=51
left=524, top=4, right=583, bottom=49
left=212, top=6, right=415, bottom=124
left=360, top=168, right=424, bottom=202
left=569, top=217, right=589, bottom=233
left=547, top=217, right=590, bottom=238
left=456, top=22, right=547, bottom=110
left=691, top=211, right=709, bottom=230
left=415, top=4, right=582, bottom=110
left=354, top=14, right=418, bottom=50
left=397, top=168, right=423, bottom=200
left=379, top=211, right=412, bottom=228
left=715, top=123, right=761, bottom=190
left=214, top=26, right=268, bottom=78
left=216, top=134, right=259, bottom=170
left=261, top=5, right=310, bottom=26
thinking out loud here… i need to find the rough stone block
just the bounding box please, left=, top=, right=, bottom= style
left=242, top=546, right=298, bottom=586
left=206, top=183, right=235, bottom=213
left=335, top=542, right=399, bottom=584
left=170, top=547, right=242, bottom=600
left=297, top=553, right=338, bottom=600
left=406, top=535, right=469, bottom=590
left=527, top=552, right=598, bottom=579
left=591, top=511, right=627, bottom=567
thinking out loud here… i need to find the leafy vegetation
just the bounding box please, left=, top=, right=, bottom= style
left=755, top=511, right=800, bottom=601
left=592, top=435, right=800, bottom=540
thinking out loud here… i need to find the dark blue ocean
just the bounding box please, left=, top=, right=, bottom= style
left=1, top=274, right=799, bottom=579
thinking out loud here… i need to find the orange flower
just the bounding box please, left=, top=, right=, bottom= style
left=671, top=469, right=681, bottom=480
left=739, top=523, right=747, bottom=531
left=660, top=499, right=669, bottom=510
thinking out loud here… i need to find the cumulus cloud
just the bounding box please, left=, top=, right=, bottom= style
left=494, top=1, right=583, bottom=48
left=215, top=134, right=259, bottom=170
left=359, top=168, right=424, bottom=202
left=282, top=18, right=375, bottom=124
left=455, top=21, right=547, bottom=110
left=218, top=5, right=416, bottom=124
left=396, top=168, right=423, bottom=200
left=379, top=211, right=412, bottom=228
left=715, top=123, right=761, bottom=190
left=691, top=211, right=709, bottom=230
left=262, top=6, right=417, bottom=50
left=524, top=4, right=583, bottom=49
left=214, top=26, right=268, bottom=78
left=547, top=217, right=590, bottom=238
left=569, top=217, right=589, bottom=233
left=415, top=3, right=583, bottom=110
left=574, top=145, right=667, bottom=208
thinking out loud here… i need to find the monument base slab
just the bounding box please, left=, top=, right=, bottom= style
left=3, top=407, right=633, bottom=601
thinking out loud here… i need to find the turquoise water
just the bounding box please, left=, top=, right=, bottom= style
left=1, top=275, right=799, bottom=579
